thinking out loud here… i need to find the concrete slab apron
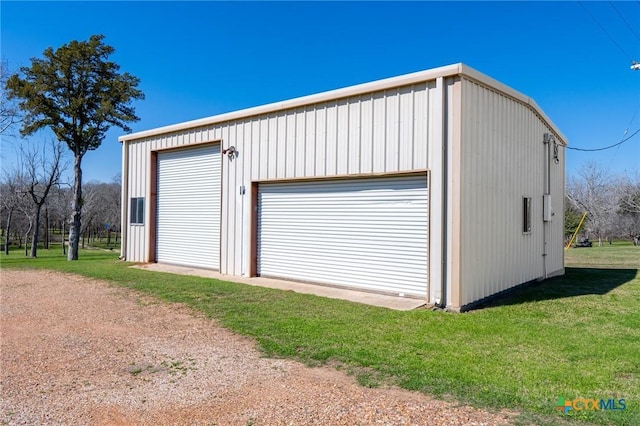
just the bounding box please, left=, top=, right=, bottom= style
left=131, top=263, right=426, bottom=311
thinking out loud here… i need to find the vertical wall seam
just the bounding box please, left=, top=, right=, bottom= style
left=384, top=91, right=388, bottom=173
left=395, top=88, right=400, bottom=171
left=345, top=99, right=350, bottom=173
left=120, top=141, right=129, bottom=260
left=358, top=96, right=363, bottom=174
left=370, top=94, right=375, bottom=173
left=410, top=86, right=415, bottom=170
left=335, top=101, right=339, bottom=174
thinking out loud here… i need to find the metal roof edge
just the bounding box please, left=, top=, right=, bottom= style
left=457, top=64, right=568, bottom=146
left=524, top=97, right=568, bottom=146
left=119, top=62, right=567, bottom=146
left=119, top=64, right=463, bottom=142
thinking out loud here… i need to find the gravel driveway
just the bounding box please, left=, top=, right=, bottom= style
left=1, top=269, right=513, bottom=425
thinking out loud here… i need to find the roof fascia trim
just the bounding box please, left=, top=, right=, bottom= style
left=119, top=63, right=566, bottom=146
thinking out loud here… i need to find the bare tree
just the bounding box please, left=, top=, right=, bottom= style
left=79, top=182, right=100, bottom=248
left=49, top=186, right=73, bottom=254
left=0, top=61, right=21, bottom=135
left=98, top=176, right=121, bottom=246
left=1, top=166, right=34, bottom=256
left=0, top=168, right=28, bottom=254
left=1, top=63, right=25, bottom=252
left=105, top=176, right=121, bottom=245
left=19, top=140, right=67, bottom=257
left=564, top=196, right=583, bottom=240
left=616, top=171, right=640, bottom=244
left=79, top=179, right=120, bottom=248
left=17, top=196, right=34, bottom=257
left=566, top=162, right=618, bottom=246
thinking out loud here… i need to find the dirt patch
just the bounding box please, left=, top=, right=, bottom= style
left=1, top=269, right=514, bottom=425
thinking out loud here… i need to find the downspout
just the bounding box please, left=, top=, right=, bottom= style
left=542, top=133, right=552, bottom=279
left=440, top=78, right=449, bottom=308
left=430, top=76, right=448, bottom=308
left=119, top=139, right=129, bottom=260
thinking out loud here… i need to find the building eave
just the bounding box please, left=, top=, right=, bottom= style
left=119, top=63, right=567, bottom=146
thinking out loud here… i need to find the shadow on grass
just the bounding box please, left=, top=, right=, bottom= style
left=472, top=267, right=638, bottom=310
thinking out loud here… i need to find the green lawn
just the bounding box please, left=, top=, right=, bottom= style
left=1, top=243, right=638, bottom=425
left=565, top=240, right=640, bottom=269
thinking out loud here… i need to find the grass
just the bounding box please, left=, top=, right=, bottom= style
left=2, top=242, right=639, bottom=425
left=565, top=240, right=640, bottom=269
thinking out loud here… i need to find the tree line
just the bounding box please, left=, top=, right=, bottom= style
left=0, top=142, right=122, bottom=256
left=565, top=162, right=640, bottom=246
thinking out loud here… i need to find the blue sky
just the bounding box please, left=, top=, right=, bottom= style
left=2, top=1, right=639, bottom=183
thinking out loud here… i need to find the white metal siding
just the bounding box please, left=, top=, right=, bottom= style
left=127, top=140, right=147, bottom=262
left=257, top=175, right=428, bottom=297
left=125, top=82, right=438, bottom=277
left=458, top=79, right=565, bottom=306
left=156, top=145, right=221, bottom=269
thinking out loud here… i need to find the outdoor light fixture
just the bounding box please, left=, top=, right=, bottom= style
left=222, top=145, right=237, bottom=160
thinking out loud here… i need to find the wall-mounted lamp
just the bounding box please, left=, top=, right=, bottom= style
left=222, top=145, right=237, bottom=160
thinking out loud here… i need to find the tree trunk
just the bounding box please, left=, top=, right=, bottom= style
left=68, top=154, right=83, bottom=260
left=30, top=204, right=44, bottom=258
left=4, top=209, right=12, bottom=255
left=62, top=221, right=66, bottom=255
left=44, top=206, right=49, bottom=250
left=24, top=220, right=32, bottom=257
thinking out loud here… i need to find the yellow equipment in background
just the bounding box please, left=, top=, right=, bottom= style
left=565, top=212, right=588, bottom=250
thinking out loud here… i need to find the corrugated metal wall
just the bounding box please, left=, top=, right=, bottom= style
left=457, top=78, right=565, bottom=307
left=125, top=81, right=440, bottom=276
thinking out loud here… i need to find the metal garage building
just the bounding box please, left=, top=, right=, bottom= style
left=119, top=63, right=566, bottom=311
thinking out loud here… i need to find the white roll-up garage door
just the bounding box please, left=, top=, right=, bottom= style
left=258, top=175, right=428, bottom=297
left=156, top=145, right=221, bottom=269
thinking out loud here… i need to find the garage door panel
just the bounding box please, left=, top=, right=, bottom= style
left=264, top=263, right=424, bottom=294
left=156, top=145, right=220, bottom=270
left=260, top=239, right=427, bottom=258
left=261, top=240, right=427, bottom=253
left=257, top=175, right=428, bottom=297
left=261, top=254, right=427, bottom=274
left=259, top=228, right=425, bottom=239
